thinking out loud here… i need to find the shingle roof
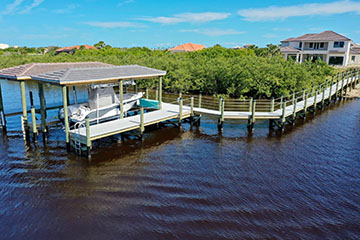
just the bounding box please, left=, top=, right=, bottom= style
left=281, top=31, right=351, bottom=42
left=0, top=62, right=112, bottom=80
left=169, top=43, right=205, bottom=52
left=56, top=45, right=97, bottom=52
left=280, top=46, right=300, bottom=52
left=32, top=65, right=167, bottom=85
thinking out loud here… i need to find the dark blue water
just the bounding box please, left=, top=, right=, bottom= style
left=0, top=80, right=359, bottom=239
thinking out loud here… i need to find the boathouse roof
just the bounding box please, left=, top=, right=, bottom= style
left=31, top=65, right=167, bottom=85
left=0, top=62, right=112, bottom=80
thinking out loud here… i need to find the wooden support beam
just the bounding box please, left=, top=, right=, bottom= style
left=119, top=80, right=124, bottom=119
left=140, top=107, right=144, bottom=140
left=145, top=88, right=149, bottom=99
left=38, top=82, right=47, bottom=134
left=158, top=77, right=162, bottom=110
left=219, top=97, right=223, bottom=112
left=198, top=93, right=202, bottom=108
left=86, top=116, right=91, bottom=159
left=0, top=81, right=6, bottom=131
left=178, top=98, right=183, bottom=127
left=20, top=81, right=28, bottom=136
left=249, top=97, right=253, bottom=112
left=62, top=86, right=70, bottom=150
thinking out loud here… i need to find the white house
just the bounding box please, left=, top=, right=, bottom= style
left=0, top=43, right=9, bottom=49
left=280, top=31, right=360, bottom=67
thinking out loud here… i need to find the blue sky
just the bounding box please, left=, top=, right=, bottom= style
left=0, top=0, right=359, bottom=48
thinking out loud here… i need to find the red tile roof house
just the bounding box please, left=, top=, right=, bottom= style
left=55, top=45, right=97, bottom=55
left=168, top=43, right=205, bottom=53
left=280, top=30, right=360, bottom=67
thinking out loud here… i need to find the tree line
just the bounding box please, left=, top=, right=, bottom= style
left=0, top=43, right=340, bottom=99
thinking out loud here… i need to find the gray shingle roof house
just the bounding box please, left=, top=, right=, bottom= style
left=280, top=31, right=360, bottom=66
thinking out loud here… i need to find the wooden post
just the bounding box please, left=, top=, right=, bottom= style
left=280, top=95, right=284, bottom=108
left=280, top=99, right=287, bottom=130
left=179, top=90, right=182, bottom=99
left=190, top=96, right=194, bottom=117
left=292, top=96, right=297, bottom=123
left=219, top=97, right=223, bottom=112
left=345, top=77, right=349, bottom=95
left=313, top=90, right=318, bottom=113
left=62, top=86, right=70, bottom=150
left=270, top=97, right=274, bottom=112
left=249, top=97, right=253, bottom=112
left=302, top=89, right=306, bottom=102
left=219, top=98, right=225, bottom=131
left=340, top=77, right=344, bottom=99
left=158, top=77, right=162, bottom=110
left=0, top=81, right=6, bottom=131
left=179, top=98, right=183, bottom=126
left=140, top=107, right=144, bottom=139
left=328, top=79, right=333, bottom=103
left=30, top=91, right=38, bottom=140
left=145, top=88, right=149, bottom=99
left=198, top=93, right=202, bottom=108
left=86, top=116, right=91, bottom=158
left=291, top=92, right=295, bottom=105
left=119, top=80, right=124, bottom=119
left=251, top=99, right=256, bottom=125
left=38, top=82, right=47, bottom=134
left=304, top=93, right=308, bottom=119
left=335, top=75, right=339, bottom=101
left=20, top=80, right=28, bottom=136
left=321, top=87, right=326, bottom=109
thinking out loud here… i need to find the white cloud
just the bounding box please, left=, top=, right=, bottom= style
left=19, top=0, right=45, bottom=14
left=238, top=0, right=360, bottom=21
left=83, top=21, right=146, bottom=28
left=118, top=0, right=135, bottom=7
left=1, top=0, right=24, bottom=14
left=54, top=4, right=79, bottom=14
left=180, top=29, right=245, bottom=37
left=141, top=12, right=231, bottom=24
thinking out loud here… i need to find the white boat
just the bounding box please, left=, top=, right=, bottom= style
left=58, top=84, right=143, bottom=126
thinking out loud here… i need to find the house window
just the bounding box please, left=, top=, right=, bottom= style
left=309, top=43, right=313, bottom=48
left=320, top=42, right=324, bottom=48
left=352, top=56, right=356, bottom=62
left=329, top=56, right=344, bottom=65
left=334, top=42, right=344, bottom=48
left=299, top=42, right=302, bottom=49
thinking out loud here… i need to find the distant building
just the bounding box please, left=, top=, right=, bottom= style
left=280, top=30, right=360, bottom=66
left=169, top=43, right=205, bottom=53
left=243, top=44, right=255, bottom=49
left=55, top=44, right=97, bottom=55
left=0, top=43, right=9, bottom=49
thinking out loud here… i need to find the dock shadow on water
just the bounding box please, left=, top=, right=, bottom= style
left=0, top=99, right=360, bottom=239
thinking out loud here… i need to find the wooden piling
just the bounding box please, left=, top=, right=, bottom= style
left=335, top=75, right=339, bottom=101
left=62, top=86, right=70, bottom=150
left=219, top=97, right=223, bottom=112
left=292, top=96, right=297, bottom=123
left=280, top=99, right=287, bottom=130
left=119, top=80, right=124, bottom=119
left=198, top=93, right=202, bottom=108
left=158, top=77, right=162, bottom=110
left=304, top=93, right=308, bottom=119
left=20, top=81, right=28, bottom=136
left=328, top=80, right=333, bottom=103
left=219, top=98, right=225, bottom=131
left=0, top=81, right=6, bottom=130
left=313, top=90, right=318, bottom=113
left=321, top=87, right=326, bottom=109
left=179, top=98, right=183, bottom=126
left=86, top=116, right=91, bottom=158
left=190, top=96, right=194, bottom=117
left=38, top=82, right=47, bottom=134
left=140, top=107, right=144, bottom=139
left=249, top=97, right=253, bottom=112
left=29, top=92, right=38, bottom=140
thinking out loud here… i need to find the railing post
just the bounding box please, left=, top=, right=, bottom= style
left=291, top=91, right=295, bottom=105
left=304, top=93, right=308, bottom=119
left=335, top=74, right=339, bottom=101
left=270, top=97, right=274, bottom=112
left=179, top=90, right=182, bottom=99
left=179, top=98, right=183, bottom=127
left=219, top=96, right=223, bottom=112
left=145, top=88, right=149, bottom=99
left=340, top=76, right=345, bottom=99
left=328, top=79, right=333, bottom=103
left=86, top=116, right=91, bottom=159
left=280, top=99, right=287, bottom=130
left=198, top=93, right=202, bottom=108
left=280, top=95, right=284, bottom=108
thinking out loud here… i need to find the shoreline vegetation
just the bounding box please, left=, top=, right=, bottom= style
left=1, top=44, right=357, bottom=99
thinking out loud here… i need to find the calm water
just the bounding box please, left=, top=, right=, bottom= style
left=0, top=81, right=360, bottom=239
